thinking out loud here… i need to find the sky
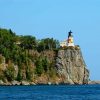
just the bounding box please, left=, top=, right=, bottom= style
left=0, top=0, right=100, bottom=80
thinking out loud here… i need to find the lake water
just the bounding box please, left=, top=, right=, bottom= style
left=0, top=85, right=100, bottom=100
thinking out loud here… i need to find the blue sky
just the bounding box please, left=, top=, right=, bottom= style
left=0, top=0, right=100, bottom=80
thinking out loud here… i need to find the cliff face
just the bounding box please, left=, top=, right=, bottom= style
left=0, top=47, right=89, bottom=85
left=56, top=47, right=89, bottom=84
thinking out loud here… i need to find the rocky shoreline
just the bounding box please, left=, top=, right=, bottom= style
left=0, top=80, right=35, bottom=86
left=0, top=80, right=59, bottom=86
left=88, top=81, right=100, bottom=85
left=0, top=80, right=100, bottom=86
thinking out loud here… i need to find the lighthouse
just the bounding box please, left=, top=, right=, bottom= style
left=60, top=30, right=75, bottom=47
left=67, top=30, right=74, bottom=47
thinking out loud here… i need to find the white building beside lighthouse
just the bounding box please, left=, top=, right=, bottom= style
left=60, top=30, right=75, bottom=47
left=60, top=40, right=67, bottom=47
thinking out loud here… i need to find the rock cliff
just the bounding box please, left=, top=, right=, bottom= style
left=0, top=46, right=90, bottom=85
left=56, top=46, right=89, bottom=84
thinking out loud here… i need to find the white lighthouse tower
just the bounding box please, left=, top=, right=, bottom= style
left=67, top=30, right=74, bottom=47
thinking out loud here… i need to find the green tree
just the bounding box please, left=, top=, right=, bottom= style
left=20, top=35, right=37, bottom=49
left=35, top=58, right=44, bottom=76
left=42, top=57, right=49, bottom=72
left=37, top=38, right=60, bottom=52
left=4, top=63, right=15, bottom=81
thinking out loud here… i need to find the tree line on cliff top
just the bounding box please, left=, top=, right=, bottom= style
left=0, top=28, right=59, bottom=82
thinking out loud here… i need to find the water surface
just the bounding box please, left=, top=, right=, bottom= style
left=0, top=85, right=100, bottom=100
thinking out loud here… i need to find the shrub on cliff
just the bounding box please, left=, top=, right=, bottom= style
left=4, top=62, right=15, bottom=81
